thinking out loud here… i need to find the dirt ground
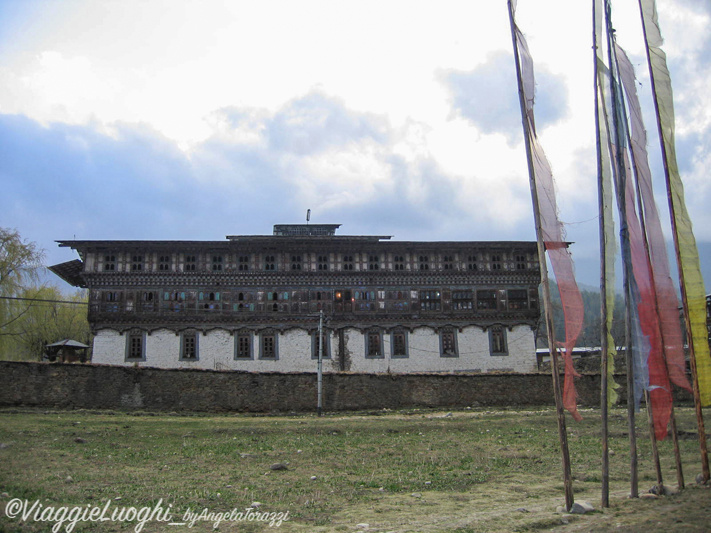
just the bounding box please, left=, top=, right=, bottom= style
left=546, top=483, right=711, bottom=533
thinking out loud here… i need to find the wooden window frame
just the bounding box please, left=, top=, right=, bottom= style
left=234, top=331, right=253, bottom=360
left=489, top=327, right=508, bottom=356
left=180, top=331, right=199, bottom=361
left=125, top=331, right=146, bottom=361
left=439, top=328, right=458, bottom=358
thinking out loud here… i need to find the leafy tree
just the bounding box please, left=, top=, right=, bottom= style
left=10, top=286, right=90, bottom=360
left=0, top=228, right=45, bottom=355
left=538, top=282, right=627, bottom=351
left=0, top=228, right=90, bottom=361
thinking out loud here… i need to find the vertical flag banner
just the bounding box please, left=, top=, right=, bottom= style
left=600, top=0, right=650, bottom=414
left=640, top=0, right=711, bottom=406
left=510, top=0, right=584, bottom=421
left=594, top=0, right=620, bottom=408
left=616, top=43, right=691, bottom=439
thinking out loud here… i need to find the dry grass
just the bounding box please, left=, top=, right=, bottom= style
left=0, top=406, right=709, bottom=532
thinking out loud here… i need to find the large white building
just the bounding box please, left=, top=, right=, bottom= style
left=50, top=224, right=542, bottom=373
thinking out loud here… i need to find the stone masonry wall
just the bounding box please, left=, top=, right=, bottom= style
left=0, top=361, right=691, bottom=413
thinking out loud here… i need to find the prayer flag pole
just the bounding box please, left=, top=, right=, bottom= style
left=592, top=0, right=611, bottom=508
left=637, top=0, right=710, bottom=484
left=507, top=0, right=574, bottom=510
left=602, top=0, right=639, bottom=498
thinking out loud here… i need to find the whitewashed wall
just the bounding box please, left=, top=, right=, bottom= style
left=91, top=325, right=537, bottom=373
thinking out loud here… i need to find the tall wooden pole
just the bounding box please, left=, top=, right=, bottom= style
left=637, top=0, right=709, bottom=484
left=507, top=0, right=574, bottom=511
left=592, top=0, right=611, bottom=508
left=603, top=0, right=638, bottom=498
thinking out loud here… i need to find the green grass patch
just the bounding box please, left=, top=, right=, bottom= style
left=0, top=406, right=708, bottom=532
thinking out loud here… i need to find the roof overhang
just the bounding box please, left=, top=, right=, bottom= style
left=48, top=259, right=86, bottom=288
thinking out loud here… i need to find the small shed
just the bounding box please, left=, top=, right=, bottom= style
left=45, top=339, right=90, bottom=363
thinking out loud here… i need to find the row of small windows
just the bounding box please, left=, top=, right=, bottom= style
left=96, top=288, right=537, bottom=314
left=125, top=328, right=509, bottom=362
left=100, top=253, right=535, bottom=272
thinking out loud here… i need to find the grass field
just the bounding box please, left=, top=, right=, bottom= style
left=0, top=406, right=709, bottom=532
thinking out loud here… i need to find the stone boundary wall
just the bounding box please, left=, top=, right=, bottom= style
left=0, top=361, right=692, bottom=413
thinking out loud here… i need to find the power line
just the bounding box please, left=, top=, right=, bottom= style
left=0, top=296, right=88, bottom=306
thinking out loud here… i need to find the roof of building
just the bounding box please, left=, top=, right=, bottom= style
left=48, top=259, right=86, bottom=288
left=46, top=339, right=89, bottom=349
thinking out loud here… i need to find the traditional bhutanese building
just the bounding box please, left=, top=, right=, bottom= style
left=50, top=224, right=542, bottom=373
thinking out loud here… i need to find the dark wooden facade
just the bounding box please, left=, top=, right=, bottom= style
left=51, top=225, right=541, bottom=372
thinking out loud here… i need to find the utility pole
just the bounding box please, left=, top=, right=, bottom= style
left=317, top=309, right=324, bottom=416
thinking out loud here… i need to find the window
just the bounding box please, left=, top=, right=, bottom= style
left=366, top=329, right=383, bottom=358
left=343, top=255, right=354, bottom=271
left=158, top=255, right=171, bottom=271
left=212, top=255, right=223, bottom=271
left=185, top=255, right=197, bottom=271
left=125, top=331, right=146, bottom=361
left=318, top=255, right=329, bottom=271
left=354, top=290, right=376, bottom=311
left=104, top=291, right=119, bottom=312
left=200, top=291, right=220, bottom=310
left=391, top=329, right=408, bottom=358
left=141, top=291, right=156, bottom=311
left=491, top=254, right=503, bottom=271
left=515, top=254, right=527, bottom=270
left=131, top=255, right=144, bottom=271
left=368, top=254, right=379, bottom=271
left=440, top=328, right=458, bottom=357
left=104, top=255, right=116, bottom=271
left=477, top=290, right=497, bottom=310
left=418, top=255, right=430, bottom=271
left=235, top=331, right=253, bottom=359
left=467, top=254, right=478, bottom=271
left=180, top=331, right=199, bottom=361
left=234, top=293, right=254, bottom=312
left=238, top=255, right=250, bottom=271
left=312, top=330, right=331, bottom=359
left=508, top=289, right=528, bottom=310
left=443, top=255, right=454, bottom=270
left=490, top=327, right=508, bottom=355
left=259, top=330, right=278, bottom=359
left=264, top=255, right=276, bottom=271
left=419, top=290, right=441, bottom=311
left=394, top=255, right=405, bottom=271
left=452, top=290, right=473, bottom=310
left=291, top=255, right=302, bottom=270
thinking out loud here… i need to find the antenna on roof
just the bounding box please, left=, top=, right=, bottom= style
left=306, top=209, right=311, bottom=224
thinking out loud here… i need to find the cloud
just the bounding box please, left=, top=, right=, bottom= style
left=438, top=51, right=568, bottom=145
left=0, top=85, right=538, bottom=277
left=267, top=91, right=388, bottom=155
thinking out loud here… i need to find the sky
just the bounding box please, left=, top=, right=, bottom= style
left=1, top=0, right=710, bottom=291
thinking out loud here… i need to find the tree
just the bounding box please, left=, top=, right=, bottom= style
left=537, top=283, right=627, bottom=351
left=12, top=286, right=90, bottom=360
left=0, top=228, right=45, bottom=355
left=1, top=228, right=91, bottom=361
